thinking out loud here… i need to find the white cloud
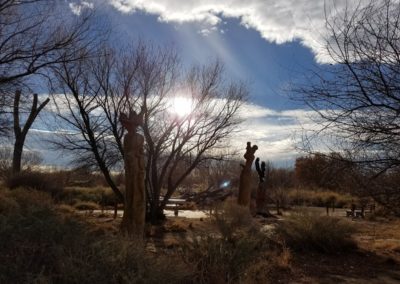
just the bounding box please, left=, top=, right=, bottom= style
left=231, top=102, right=323, bottom=165
left=28, top=97, right=324, bottom=167
left=69, top=1, right=94, bottom=16
left=104, top=0, right=375, bottom=63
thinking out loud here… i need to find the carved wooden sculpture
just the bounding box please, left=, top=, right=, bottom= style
left=255, top=158, right=274, bottom=217
left=255, top=158, right=266, bottom=212
left=120, top=108, right=146, bottom=237
left=238, top=142, right=258, bottom=207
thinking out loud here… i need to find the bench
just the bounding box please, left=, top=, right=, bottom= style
left=346, top=209, right=367, bottom=218
left=162, top=197, right=187, bottom=216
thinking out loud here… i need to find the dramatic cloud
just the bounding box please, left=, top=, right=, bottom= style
left=104, top=0, right=374, bottom=62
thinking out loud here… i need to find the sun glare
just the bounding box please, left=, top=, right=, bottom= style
left=170, top=96, right=193, bottom=117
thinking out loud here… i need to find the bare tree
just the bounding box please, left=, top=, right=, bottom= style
left=143, top=61, right=246, bottom=222
left=296, top=0, right=400, bottom=173
left=52, top=43, right=247, bottom=223
left=294, top=0, right=400, bottom=211
left=50, top=49, right=126, bottom=202
left=12, top=90, right=49, bottom=173
left=0, top=0, right=97, bottom=134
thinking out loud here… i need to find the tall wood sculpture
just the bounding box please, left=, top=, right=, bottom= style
left=120, top=109, right=146, bottom=238
left=255, top=158, right=274, bottom=217
left=238, top=142, right=258, bottom=207
left=255, top=158, right=266, bottom=212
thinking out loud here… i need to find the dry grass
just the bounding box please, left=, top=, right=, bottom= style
left=74, top=201, right=100, bottom=211
left=61, top=186, right=118, bottom=207
left=182, top=200, right=274, bottom=283
left=0, top=187, right=191, bottom=284
left=6, top=171, right=65, bottom=198
left=56, top=204, right=76, bottom=214
left=287, top=188, right=354, bottom=208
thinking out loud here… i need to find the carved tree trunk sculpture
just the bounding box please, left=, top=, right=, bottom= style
left=255, top=158, right=266, bottom=212
left=255, top=158, right=274, bottom=217
left=238, top=142, right=258, bottom=207
left=120, top=109, right=146, bottom=238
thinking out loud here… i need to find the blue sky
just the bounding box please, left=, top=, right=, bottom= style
left=25, top=0, right=370, bottom=167
left=103, top=8, right=318, bottom=110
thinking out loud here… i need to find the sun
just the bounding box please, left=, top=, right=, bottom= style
left=169, top=96, right=194, bottom=117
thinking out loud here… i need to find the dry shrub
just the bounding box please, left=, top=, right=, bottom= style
left=288, top=188, right=354, bottom=208
left=183, top=200, right=269, bottom=283
left=74, top=201, right=100, bottom=211
left=57, top=204, right=76, bottom=214
left=164, top=219, right=188, bottom=232
left=277, top=211, right=357, bottom=253
left=276, top=245, right=292, bottom=268
left=212, top=199, right=256, bottom=240
left=184, top=233, right=266, bottom=283
left=0, top=188, right=190, bottom=284
left=242, top=246, right=293, bottom=284
left=6, top=171, right=64, bottom=198
left=0, top=189, right=20, bottom=214
left=61, top=186, right=118, bottom=206
left=7, top=187, right=54, bottom=212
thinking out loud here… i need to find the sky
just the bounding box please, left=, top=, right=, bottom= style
left=25, top=0, right=372, bottom=167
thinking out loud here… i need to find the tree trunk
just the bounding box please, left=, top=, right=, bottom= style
left=148, top=195, right=165, bottom=224
left=12, top=91, right=49, bottom=174
left=12, top=138, right=24, bottom=174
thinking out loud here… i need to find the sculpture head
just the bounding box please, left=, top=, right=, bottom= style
left=244, top=141, right=258, bottom=160
left=120, top=107, right=144, bottom=133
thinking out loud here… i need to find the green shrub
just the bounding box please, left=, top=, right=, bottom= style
left=0, top=189, right=190, bottom=284
left=6, top=171, right=64, bottom=198
left=277, top=211, right=357, bottom=253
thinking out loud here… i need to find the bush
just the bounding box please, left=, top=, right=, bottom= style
left=6, top=171, right=64, bottom=198
left=277, top=211, right=357, bottom=253
left=183, top=200, right=268, bottom=283
left=185, top=234, right=264, bottom=283
left=61, top=187, right=119, bottom=206
left=0, top=188, right=190, bottom=284
left=212, top=199, right=256, bottom=240
left=287, top=188, right=354, bottom=208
